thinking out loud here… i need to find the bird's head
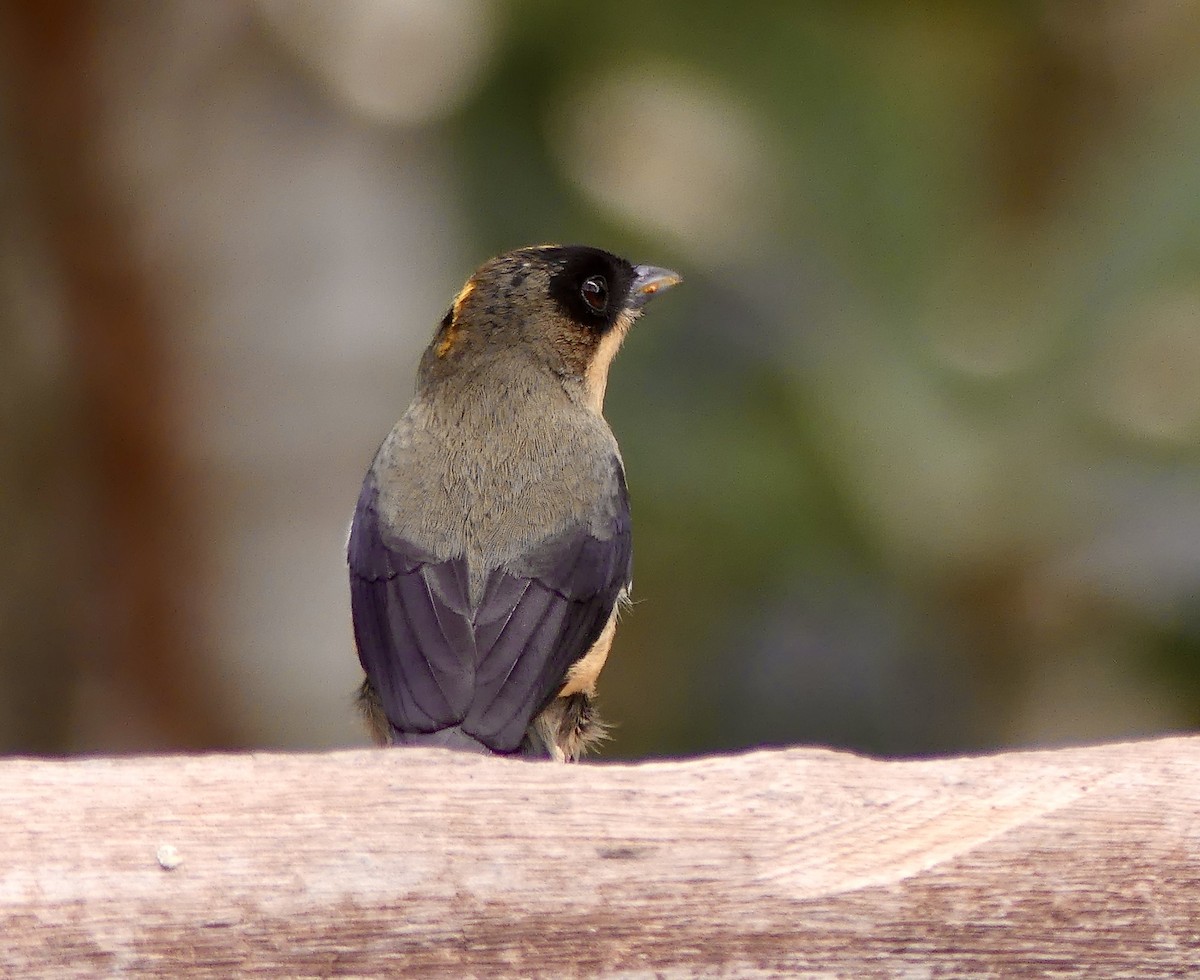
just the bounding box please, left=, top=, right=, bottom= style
left=420, top=245, right=680, bottom=413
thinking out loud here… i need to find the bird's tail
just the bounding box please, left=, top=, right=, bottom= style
left=393, top=725, right=556, bottom=759
left=390, top=726, right=492, bottom=754
left=357, top=678, right=551, bottom=758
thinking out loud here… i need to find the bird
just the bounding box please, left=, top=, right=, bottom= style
left=347, top=244, right=680, bottom=761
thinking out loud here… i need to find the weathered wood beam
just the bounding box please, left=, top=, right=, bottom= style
left=2, top=737, right=1198, bottom=977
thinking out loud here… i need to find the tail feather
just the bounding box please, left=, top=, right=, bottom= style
left=391, top=726, right=491, bottom=754
left=357, top=677, right=553, bottom=758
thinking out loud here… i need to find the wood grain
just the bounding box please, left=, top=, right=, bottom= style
left=1, top=737, right=1198, bottom=977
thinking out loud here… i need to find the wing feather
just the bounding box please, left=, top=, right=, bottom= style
left=348, top=463, right=632, bottom=753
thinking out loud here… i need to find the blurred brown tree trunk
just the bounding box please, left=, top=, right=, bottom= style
left=2, top=0, right=234, bottom=750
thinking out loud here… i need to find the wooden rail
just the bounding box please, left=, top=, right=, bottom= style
left=2, top=736, right=1198, bottom=977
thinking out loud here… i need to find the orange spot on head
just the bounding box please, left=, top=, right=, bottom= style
left=435, top=279, right=476, bottom=358
left=434, top=325, right=458, bottom=358
left=452, top=279, right=476, bottom=318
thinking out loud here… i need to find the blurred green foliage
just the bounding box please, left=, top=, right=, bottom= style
left=447, top=2, right=1200, bottom=756
left=3, top=1, right=1197, bottom=756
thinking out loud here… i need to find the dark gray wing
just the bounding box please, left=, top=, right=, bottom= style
left=348, top=467, right=632, bottom=754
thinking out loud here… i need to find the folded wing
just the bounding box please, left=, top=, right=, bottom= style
left=348, top=470, right=632, bottom=753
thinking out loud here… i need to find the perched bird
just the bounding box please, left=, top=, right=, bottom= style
left=348, top=245, right=680, bottom=761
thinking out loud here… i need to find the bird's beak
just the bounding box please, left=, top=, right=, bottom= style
left=628, top=265, right=682, bottom=309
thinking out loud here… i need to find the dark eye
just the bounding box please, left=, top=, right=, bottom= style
left=580, top=275, right=608, bottom=313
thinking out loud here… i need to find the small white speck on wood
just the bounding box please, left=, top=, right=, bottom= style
left=154, top=844, right=181, bottom=871
left=1, top=737, right=1199, bottom=977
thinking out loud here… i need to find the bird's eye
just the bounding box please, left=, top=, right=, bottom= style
left=580, top=275, right=608, bottom=313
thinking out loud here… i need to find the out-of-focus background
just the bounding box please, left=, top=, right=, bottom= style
left=1, top=1, right=1198, bottom=759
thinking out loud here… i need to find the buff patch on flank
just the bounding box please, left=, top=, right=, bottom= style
left=560, top=607, right=618, bottom=697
